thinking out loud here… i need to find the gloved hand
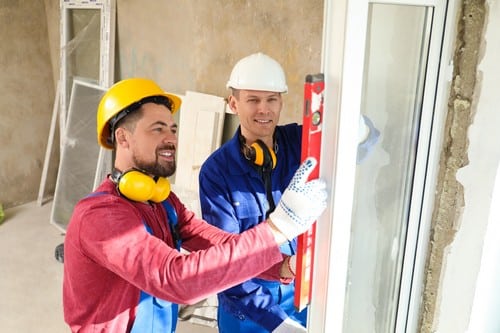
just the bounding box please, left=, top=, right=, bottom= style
left=272, top=318, right=307, bottom=333
left=269, top=157, right=327, bottom=240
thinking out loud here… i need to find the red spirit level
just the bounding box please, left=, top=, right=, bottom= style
left=294, top=73, right=324, bottom=312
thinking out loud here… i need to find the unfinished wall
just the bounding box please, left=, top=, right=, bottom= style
left=113, top=0, right=323, bottom=125
left=1, top=0, right=322, bottom=209
left=419, top=1, right=487, bottom=332
left=43, top=0, right=60, bottom=86
left=0, top=0, right=55, bottom=208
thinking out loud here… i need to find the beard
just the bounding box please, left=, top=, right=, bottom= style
left=133, top=147, right=176, bottom=178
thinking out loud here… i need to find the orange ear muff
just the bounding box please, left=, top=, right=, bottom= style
left=114, top=169, right=170, bottom=203
left=250, top=140, right=277, bottom=169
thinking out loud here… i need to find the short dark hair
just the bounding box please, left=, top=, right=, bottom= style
left=108, top=95, right=173, bottom=146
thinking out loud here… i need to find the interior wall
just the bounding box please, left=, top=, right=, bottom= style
left=43, top=0, right=60, bottom=86
left=41, top=0, right=324, bottom=141
left=431, top=1, right=500, bottom=332
left=113, top=0, right=323, bottom=126
left=419, top=1, right=499, bottom=332
left=0, top=0, right=55, bottom=209
left=1, top=0, right=323, bottom=209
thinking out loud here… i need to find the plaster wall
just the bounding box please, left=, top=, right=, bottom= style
left=113, top=0, right=323, bottom=126
left=0, top=0, right=56, bottom=208
left=0, top=0, right=323, bottom=208
left=437, top=1, right=500, bottom=331
left=0, top=0, right=323, bottom=207
left=421, top=0, right=500, bottom=332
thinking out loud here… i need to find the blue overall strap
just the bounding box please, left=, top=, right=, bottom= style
left=162, top=200, right=181, bottom=251
left=85, top=191, right=108, bottom=198
left=130, top=294, right=178, bottom=333
left=131, top=207, right=179, bottom=333
left=86, top=191, right=178, bottom=332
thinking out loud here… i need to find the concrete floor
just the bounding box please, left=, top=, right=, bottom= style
left=0, top=201, right=217, bottom=332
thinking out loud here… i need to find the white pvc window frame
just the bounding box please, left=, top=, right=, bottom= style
left=60, top=0, right=115, bottom=130
left=59, top=0, right=116, bottom=190
left=310, top=1, right=457, bottom=332
left=50, top=79, right=108, bottom=232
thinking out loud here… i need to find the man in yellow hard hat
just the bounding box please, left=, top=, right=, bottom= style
left=62, top=77, right=328, bottom=332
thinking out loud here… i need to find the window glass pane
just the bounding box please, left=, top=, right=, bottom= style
left=68, top=9, right=101, bottom=80
left=343, top=4, right=431, bottom=332
left=63, top=8, right=101, bottom=121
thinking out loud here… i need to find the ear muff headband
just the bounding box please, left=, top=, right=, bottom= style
left=250, top=140, right=277, bottom=169
left=112, top=169, right=170, bottom=202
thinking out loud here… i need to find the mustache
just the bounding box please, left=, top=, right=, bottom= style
left=158, top=143, right=176, bottom=152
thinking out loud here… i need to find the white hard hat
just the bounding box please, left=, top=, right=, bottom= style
left=226, top=52, right=288, bottom=93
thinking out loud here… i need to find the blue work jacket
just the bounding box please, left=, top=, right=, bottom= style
left=199, top=124, right=304, bottom=332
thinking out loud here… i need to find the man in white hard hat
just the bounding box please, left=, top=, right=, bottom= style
left=199, top=53, right=309, bottom=333
left=199, top=53, right=380, bottom=333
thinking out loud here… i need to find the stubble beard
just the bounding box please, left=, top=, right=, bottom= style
left=133, top=155, right=176, bottom=178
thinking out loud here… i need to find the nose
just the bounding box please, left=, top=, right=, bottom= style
left=164, top=128, right=177, bottom=144
left=257, top=100, right=269, bottom=113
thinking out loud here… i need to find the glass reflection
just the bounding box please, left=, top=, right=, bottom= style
left=344, top=4, right=431, bottom=332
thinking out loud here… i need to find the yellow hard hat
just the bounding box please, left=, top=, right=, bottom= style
left=97, top=78, right=182, bottom=149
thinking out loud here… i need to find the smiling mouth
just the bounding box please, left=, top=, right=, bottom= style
left=158, top=143, right=176, bottom=158
left=159, top=150, right=175, bottom=159
left=255, top=119, right=272, bottom=124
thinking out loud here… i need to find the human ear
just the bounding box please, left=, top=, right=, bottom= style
left=114, top=128, right=129, bottom=147
left=227, top=95, right=238, bottom=114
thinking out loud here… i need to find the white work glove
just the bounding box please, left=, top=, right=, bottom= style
left=269, top=157, right=327, bottom=240
left=272, top=318, right=307, bottom=333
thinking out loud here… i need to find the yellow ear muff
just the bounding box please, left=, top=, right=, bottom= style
left=150, top=176, right=171, bottom=203
left=117, top=170, right=170, bottom=202
left=250, top=140, right=277, bottom=169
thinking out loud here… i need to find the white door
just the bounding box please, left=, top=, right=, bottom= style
left=309, top=1, right=457, bottom=332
